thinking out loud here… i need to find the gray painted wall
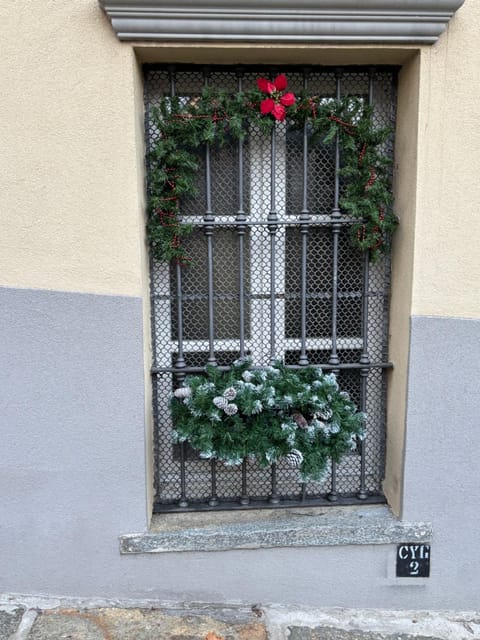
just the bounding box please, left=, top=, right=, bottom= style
left=1, top=287, right=479, bottom=609
left=402, top=315, right=480, bottom=608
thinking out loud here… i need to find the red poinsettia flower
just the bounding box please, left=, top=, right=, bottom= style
left=257, top=74, right=296, bottom=122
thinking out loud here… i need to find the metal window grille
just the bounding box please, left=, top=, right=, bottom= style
left=145, top=65, right=397, bottom=512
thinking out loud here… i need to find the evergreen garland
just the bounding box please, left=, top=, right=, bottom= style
left=148, top=74, right=396, bottom=264
left=171, top=358, right=364, bottom=482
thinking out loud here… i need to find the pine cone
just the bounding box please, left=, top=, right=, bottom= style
left=213, top=396, right=228, bottom=410
left=292, top=411, right=308, bottom=429
left=223, top=386, right=237, bottom=401
left=173, top=387, right=191, bottom=399
left=285, top=449, right=304, bottom=468
left=224, top=403, right=238, bottom=416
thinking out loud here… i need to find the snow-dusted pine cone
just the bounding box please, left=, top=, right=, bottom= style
left=223, top=403, right=238, bottom=416
left=213, top=396, right=229, bottom=410
left=223, top=386, right=237, bottom=401
left=285, top=449, right=304, bottom=468
left=173, top=386, right=191, bottom=399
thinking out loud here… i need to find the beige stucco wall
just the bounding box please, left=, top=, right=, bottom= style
left=412, top=0, right=480, bottom=319
left=0, top=0, right=146, bottom=298
left=4, top=0, right=477, bottom=313
left=383, top=53, right=421, bottom=516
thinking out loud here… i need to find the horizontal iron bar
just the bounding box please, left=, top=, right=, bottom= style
left=153, top=291, right=384, bottom=302
left=152, top=361, right=393, bottom=374
left=145, top=63, right=400, bottom=73
left=176, top=218, right=362, bottom=227
left=153, top=493, right=386, bottom=514
left=153, top=290, right=386, bottom=302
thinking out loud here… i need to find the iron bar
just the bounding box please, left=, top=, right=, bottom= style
left=326, top=70, right=343, bottom=502
left=152, top=361, right=393, bottom=375
left=236, top=71, right=247, bottom=358
left=357, top=70, right=375, bottom=501
left=360, top=70, right=375, bottom=366
left=170, top=69, right=186, bottom=379
left=328, top=461, right=338, bottom=502
left=301, top=482, right=307, bottom=502
left=169, top=69, right=189, bottom=508
left=155, top=290, right=381, bottom=302
left=298, top=70, right=311, bottom=367
left=209, top=459, right=219, bottom=506
left=204, top=70, right=217, bottom=367
left=153, top=493, right=386, bottom=514
left=357, top=370, right=369, bottom=500
left=269, top=124, right=278, bottom=364
left=240, top=459, right=250, bottom=505
left=178, top=443, right=188, bottom=508
left=146, top=74, right=161, bottom=506
left=269, top=463, right=280, bottom=504
left=184, top=218, right=357, bottom=228
left=328, top=70, right=342, bottom=369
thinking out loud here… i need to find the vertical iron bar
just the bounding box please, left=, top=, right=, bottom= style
left=209, top=459, right=219, bottom=506
left=145, top=72, right=162, bottom=505
left=240, top=459, right=250, bottom=505
left=170, top=67, right=188, bottom=508
left=299, top=70, right=311, bottom=367
left=203, top=70, right=218, bottom=508
left=300, top=482, right=307, bottom=502
left=236, top=69, right=249, bottom=514
left=269, top=124, right=278, bottom=364
left=329, top=70, right=342, bottom=370
left=269, top=462, right=280, bottom=504
left=327, top=70, right=342, bottom=502
left=177, top=259, right=188, bottom=508
left=357, top=70, right=375, bottom=500
left=236, top=70, right=247, bottom=358
left=328, top=461, right=338, bottom=502
left=204, top=69, right=217, bottom=366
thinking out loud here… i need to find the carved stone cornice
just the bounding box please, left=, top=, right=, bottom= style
left=99, top=0, right=465, bottom=44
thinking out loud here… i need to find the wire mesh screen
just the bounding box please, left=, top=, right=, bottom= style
left=145, top=65, right=397, bottom=511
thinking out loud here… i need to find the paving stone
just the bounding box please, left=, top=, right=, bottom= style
left=29, top=607, right=267, bottom=640
left=288, top=627, right=443, bottom=640
left=0, top=608, right=24, bottom=640
left=29, top=611, right=105, bottom=640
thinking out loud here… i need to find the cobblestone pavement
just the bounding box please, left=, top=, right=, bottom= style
left=1, top=598, right=480, bottom=640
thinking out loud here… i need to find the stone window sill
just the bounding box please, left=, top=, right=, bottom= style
left=119, top=505, right=432, bottom=554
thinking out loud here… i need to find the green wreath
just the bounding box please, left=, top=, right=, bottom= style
left=147, top=73, right=396, bottom=264
left=171, top=357, right=364, bottom=482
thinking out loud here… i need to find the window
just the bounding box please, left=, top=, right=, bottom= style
left=145, top=65, right=397, bottom=511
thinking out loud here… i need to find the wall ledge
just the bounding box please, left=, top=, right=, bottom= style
left=99, top=0, right=465, bottom=44
left=119, top=505, right=432, bottom=554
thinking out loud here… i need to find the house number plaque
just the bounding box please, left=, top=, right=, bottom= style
left=396, top=544, right=430, bottom=577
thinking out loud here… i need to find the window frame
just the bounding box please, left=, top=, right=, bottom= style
left=145, top=64, right=397, bottom=512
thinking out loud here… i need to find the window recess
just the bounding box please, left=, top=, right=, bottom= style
left=145, top=65, right=397, bottom=512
